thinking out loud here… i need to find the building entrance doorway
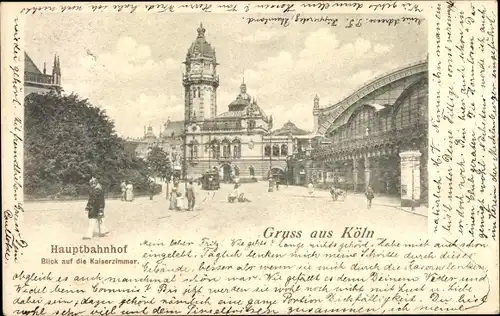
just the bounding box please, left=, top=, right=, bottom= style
left=222, top=164, right=232, bottom=183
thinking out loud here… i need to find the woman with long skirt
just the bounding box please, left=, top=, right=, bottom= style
left=125, top=181, right=134, bottom=202
left=169, top=185, right=177, bottom=210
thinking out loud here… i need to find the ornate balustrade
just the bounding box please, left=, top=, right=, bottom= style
left=25, top=73, right=54, bottom=85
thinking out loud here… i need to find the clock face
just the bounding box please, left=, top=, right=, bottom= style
left=192, top=63, right=201, bottom=72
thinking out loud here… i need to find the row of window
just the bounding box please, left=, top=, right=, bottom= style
left=188, top=142, right=290, bottom=159
left=264, top=144, right=288, bottom=157
left=191, top=87, right=203, bottom=98
left=188, top=142, right=242, bottom=159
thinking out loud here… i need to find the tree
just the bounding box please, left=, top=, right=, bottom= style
left=24, top=90, right=150, bottom=197
left=146, top=145, right=173, bottom=199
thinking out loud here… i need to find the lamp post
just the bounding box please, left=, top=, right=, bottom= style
left=208, top=133, right=211, bottom=169
left=183, top=118, right=188, bottom=191
left=268, top=131, right=272, bottom=178
left=411, top=148, right=415, bottom=212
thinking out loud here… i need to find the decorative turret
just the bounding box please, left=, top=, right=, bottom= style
left=311, top=95, right=321, bottom=135
left=56, top=56, right=61, bottom=75
left=145, top=125, right=156, bottom=140
left=314, top=95, right=319, bottom=111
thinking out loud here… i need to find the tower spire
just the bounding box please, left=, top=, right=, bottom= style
left=197, top=22, right=206, bottom=38
left=52, top=54, right=57, bottom=75
left=242, top=70, right=245, bottom=84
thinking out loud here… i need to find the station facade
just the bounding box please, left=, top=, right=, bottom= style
left=309, top=60, right=429, bottom=206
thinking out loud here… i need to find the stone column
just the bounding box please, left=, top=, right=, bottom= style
left=399, top=151, right=422, bottom=207
left=305, top=159, right=313, bottom=185
left=352, top=157, right=358, bottom=193
left=364, top=157, right=371, bottom=191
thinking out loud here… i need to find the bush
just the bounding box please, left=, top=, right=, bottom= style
left=58, top=184, right=78, bottom=197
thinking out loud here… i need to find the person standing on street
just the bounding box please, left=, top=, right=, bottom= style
left=169, top=183, right=178, bottom=210
left=308, top=181, right=314, bottom=195
left=83, top=178, right=109, bottom=240
left=148, top=178, right=155, bottom=200
left=120, top=180, right=126, bottom=201
left=186, top=180, right=195, bottom=211
left=268, top=177, right=274, bottom=192
left=365, top=185, right=375, bottom=209
left=125, top=181, right=134, bottom=202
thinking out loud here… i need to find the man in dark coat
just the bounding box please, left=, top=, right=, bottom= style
left=83, top=178, right=109, bottom=239
left=148, top=178, right=155, bottom=200
left=186, top=180, right=195, bottom=211
left=365, top=185, right=375, bottom=209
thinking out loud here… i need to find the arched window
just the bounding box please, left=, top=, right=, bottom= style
left=393, top=81, right=428, bottom=130
left=189, top=141, right=199, bottom=159
left=222, top=139, right=231, bottom=159
left=347, top=107, right=376, bottom=138
left=210, top=140, right=220, bottom=159
left=272, top=145, right=280, bottom=157
left=193, top=142, right=198, bottom=158
left=197, top=87, right=201, bottom=98
left=264, top=145, right=271, bottom=157
left=249, top=166, right=255, bottom=177
left=248, top=120, right=256, bottom=129
left=281, top=144, right=288, bottom=156
left=232, top=139, right=241, bottom=158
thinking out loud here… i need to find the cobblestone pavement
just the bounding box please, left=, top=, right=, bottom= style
left=23, top=182, right=428, bottom=248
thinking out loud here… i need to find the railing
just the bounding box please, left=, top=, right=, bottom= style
left=313, top=122, right=427, bottom=158
left=182, top=73, right=219, bottom=84
left=201, top=126, right=242, bottom=131
left=25, top=73, right=55, bottom=85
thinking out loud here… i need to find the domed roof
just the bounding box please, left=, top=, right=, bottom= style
left=228, top=82, right=253, bottom=111
left=186, top=23, right=215, bottom=59
left=272, top=120, right=309, bottom=136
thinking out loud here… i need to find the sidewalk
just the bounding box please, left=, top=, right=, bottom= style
left=366, top=193, right=428, bottom=218
left=272, top=184, right=428, bottom=217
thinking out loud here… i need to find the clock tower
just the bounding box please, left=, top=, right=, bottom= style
left=182, top=23, right=219, bottom=123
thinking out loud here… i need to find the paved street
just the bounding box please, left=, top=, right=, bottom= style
left=23, top=182, right=428, bottom=249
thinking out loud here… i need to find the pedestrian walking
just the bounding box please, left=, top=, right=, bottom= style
left=120, top=180, right=126, bottom=201
left=186, top=180, right=195, bottom=211
left=125, top=181, right=134, bottom=202
left=275, top=178, right=280, bottom=191
left=308, top=181, right=314, bottom=195
left=365, top=185, right=375, bottom=209
left=83, top=178, right=109, bottom=240
left=268, top=177, right=274, bottom=192
left=228, top=182, right=240, bottom=203
left=176, top=187, right=185, bottom=210
left=148, top=178, right=155, bottom=200
left=169, top=184, right=178, bottom=210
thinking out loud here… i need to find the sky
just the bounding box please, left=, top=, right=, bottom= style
left=25, top=13, right=427, bottom=138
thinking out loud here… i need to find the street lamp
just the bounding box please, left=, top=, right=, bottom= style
left=208, top=133, right=211, bottom=170
left=269, top=132, right=272, bottom=176
left=183, top=119, right=188, bottom=191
